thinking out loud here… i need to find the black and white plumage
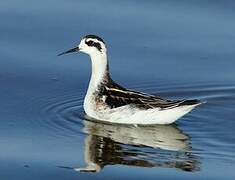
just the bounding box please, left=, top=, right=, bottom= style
left=59, top=35, right=201, bottom=124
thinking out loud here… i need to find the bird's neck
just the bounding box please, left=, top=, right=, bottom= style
left=88, top=52, right=110, bottom=90
left=84, top=52, right=110, bottom=117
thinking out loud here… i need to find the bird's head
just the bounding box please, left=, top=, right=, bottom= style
left=58, top=35, right=107, bottom=56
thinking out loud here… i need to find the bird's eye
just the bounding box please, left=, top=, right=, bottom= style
left=86, top=40, right=94, bottom=46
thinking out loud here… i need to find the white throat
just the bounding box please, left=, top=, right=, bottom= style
left=84, top=51, right=108, bottom=117
left=89, top=52, right=108, bottom=89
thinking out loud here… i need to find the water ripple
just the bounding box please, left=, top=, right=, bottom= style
left=29, top=81, right=235, bottom=167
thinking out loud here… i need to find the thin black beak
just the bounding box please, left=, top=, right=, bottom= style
left=58, top=47, right=80, bottom=56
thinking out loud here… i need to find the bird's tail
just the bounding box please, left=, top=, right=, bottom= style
left=179, top=99, right=202, bottom=106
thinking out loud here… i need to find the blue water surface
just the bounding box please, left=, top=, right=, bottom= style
left=0, top=0, right=235, bottom=179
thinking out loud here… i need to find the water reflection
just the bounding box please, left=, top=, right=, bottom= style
left=75, top=120, right=200, bottom=172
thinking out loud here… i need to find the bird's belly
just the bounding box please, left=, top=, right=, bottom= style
left=84, top=102, right=198, bottom=125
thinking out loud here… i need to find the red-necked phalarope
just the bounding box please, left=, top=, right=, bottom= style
left=58, top=35, right=201, bottom=125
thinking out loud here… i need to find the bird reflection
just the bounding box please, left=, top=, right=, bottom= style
left=75, top=120, right=200, bottom=172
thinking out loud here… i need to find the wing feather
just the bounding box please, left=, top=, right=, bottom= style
left=103, top=87, right=184, bottom=110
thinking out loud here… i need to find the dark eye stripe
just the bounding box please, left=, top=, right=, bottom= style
left=85, top=40, right=102, bottom=52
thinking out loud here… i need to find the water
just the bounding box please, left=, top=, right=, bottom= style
left=1, top=0, right=235, bottom=179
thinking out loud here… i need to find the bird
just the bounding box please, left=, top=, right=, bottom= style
left=58, top=35, right=201, bottom=125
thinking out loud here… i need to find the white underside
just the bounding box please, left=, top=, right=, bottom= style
left=83, top=51, right=199, bottom=125
left=84, top=100, right=199, bottom=125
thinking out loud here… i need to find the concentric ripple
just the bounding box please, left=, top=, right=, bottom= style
left=33, top=91, right=85, bottom=138
left=7, top=76, right=235, bottom=178
left=37, top=82, right=234, bottom=127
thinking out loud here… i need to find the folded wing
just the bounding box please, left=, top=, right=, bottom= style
left=102, top=86, right=197, bottom=110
